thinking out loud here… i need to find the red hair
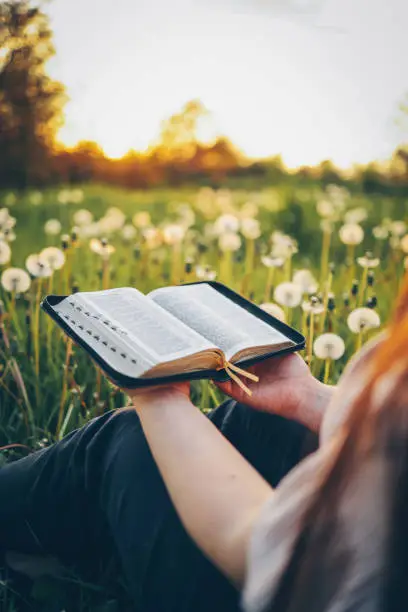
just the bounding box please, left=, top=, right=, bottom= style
left=268, top=271, right=408, bottom=612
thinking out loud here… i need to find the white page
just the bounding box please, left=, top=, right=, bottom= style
left=54, top=297, right=154, bottom=378
left=60, top=288, right=216, bottom=367
left=149, top=284, right=292, bottom=360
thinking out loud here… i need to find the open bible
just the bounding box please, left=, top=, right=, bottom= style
left=41, top=282, right=305, bottom=392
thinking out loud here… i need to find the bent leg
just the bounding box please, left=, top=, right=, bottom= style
left=0, top=402, right=317, bottom=612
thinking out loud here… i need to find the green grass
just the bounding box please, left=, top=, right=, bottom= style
left=0, top=182, right=406, bottom=610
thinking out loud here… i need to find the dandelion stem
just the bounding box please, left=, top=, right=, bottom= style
left=171, top=244, right=181, bottom=285
left=320, top=271, right=333, bottom=333
left=102, top=258, right=110, bottom=290
left=57, top=338, right=72, bottom=436
left=140, top=244, right=148, bottom=280
left=200, top=380, right=209, bottom=411
left=320, top=229, right=331, bottom=286
left=356, top=328, right=364, bottom=353
left=96, top=367, right=102, bottom=403
left=64, top=248, right=72, bottom=294
left=264, top=267, right=275, bottom=303
left=222, top=251, right=232, bottom=287
left=46, top=274, right=53, bottom=360
left=208, top=382, right=221, bottom=409
left=347, top=244, right=355, bottom=283
left=9, top=293, right=23, bottom=340
left=359, top=267, right=368, bottom=307
left=244, top=238, right=255, bottom=295
left=323, top=358, right=331, bottom=384
left=34, top=278, right=42, bottom=382
left=301, top=309, right=307, bottom=339
left=284, top=256, right=292, bottom=282
left=308, top=311, right=315, bottom=368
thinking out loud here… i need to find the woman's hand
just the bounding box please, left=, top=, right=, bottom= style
left=214, top=353, right=334, bottom=433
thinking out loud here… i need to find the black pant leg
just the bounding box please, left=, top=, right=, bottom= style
left=208, top=400, right=318, bottom=487
left=0, top=402, right=318, bottom=612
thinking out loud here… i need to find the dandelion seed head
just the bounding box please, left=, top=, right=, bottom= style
left=89, top=238, right=115, bottom=259
left=176, top=203, right=196, bottom=229
left=347, top=307, right=381, bottom=333
left=44, top=219, right=62, bottom=236
left=218, top=232, right=241, bottom=252
left=274, top=282, right=303, bottom=308
left=70, top=189, right=84, bottom=204
left=259, top=302, right=286, bottom=322
left=26, top=254, right=52, bottom=278
left=0, top=241, right=11, bottom=265
left=372, top=226, right=389, bottom=240
left=122, top=224, right=136, bottom=241
left=293, top=269, right=318, bottom=294
left=390, top=221, right=406, bottom=237
left=357, top=252, right=380, bottom=269
left=339, top=223, right=364, bottom=246
left=301, top=296, right=325, bottom=315
left=73, top=209, right=93, bottom=227
left=325, top=184, right=349, bottom=210
left=271, top=232, right=298, bottom=258
left=0, top=209, right=16, bottom=231
left=57, top=189, right=71, bottom=205
left=314, top=333, right=345, bottom=360
left=241, top=218, right=261, bottom=240
left=261, top=254, right=284, bottom=268
left=142, top=227, right=163, bottom=249
left=99, top=208, right=126, bottom=233
left=163, top=224, right=185, bottom=245
left=195, top=265, right=217, bottom=281
left=0, top=228, right=16, bottom=243
left=39, top=247, right=66, bottom=270
left=133, top=211, right=152, bottom=229
left=1, top=267, right=31, bottom=293
left=214, top=214, right=240, bottom=235
left=316, top=199, right=335, bottom=219
left=240, top=201, right=259, bottom=219
left=29, top=191, right=43, bottom=206
left=344, top=207, right=368, bottom=224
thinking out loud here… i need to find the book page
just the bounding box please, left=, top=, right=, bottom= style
left=149, top=284, right=292, bottom=360
left=54, top=297, right=154, bottom=378
left=54, top=288, right=216, bottom=375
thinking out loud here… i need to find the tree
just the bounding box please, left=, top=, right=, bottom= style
left=154, top=99, right=212, bottom=161
left=0, top=0, right=66, bottom=187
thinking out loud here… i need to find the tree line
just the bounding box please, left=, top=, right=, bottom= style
left=0, top=0, right=407, bottom=193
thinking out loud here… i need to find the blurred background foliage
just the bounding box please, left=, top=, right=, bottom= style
left=0, top=0, right=407, bottom=194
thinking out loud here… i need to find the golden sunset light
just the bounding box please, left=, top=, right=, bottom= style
left=46, top=0, right=408, bottom=168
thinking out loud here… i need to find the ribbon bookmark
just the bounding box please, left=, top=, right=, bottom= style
left=220, top=360, right=259, bottom=397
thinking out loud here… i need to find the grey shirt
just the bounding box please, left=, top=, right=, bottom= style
left=243, top=333, right=387, bottom=612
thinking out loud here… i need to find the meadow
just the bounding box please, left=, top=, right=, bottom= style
left=0, top=181, right=407, bottom=610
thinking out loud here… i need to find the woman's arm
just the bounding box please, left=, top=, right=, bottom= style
left=125, top=356, right=335, bottom=586
left=128, top=386, right=273, bottom=586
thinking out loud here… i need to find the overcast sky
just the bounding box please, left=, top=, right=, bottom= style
left=45, top=0, right=408, bottom=167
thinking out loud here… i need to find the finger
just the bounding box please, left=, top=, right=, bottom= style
left=213, top=379, right=244, bottom=401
